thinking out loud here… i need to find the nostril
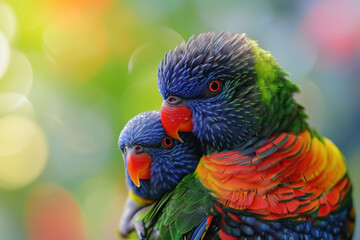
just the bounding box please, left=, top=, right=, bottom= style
left=166, top=96, right=182, bottom=105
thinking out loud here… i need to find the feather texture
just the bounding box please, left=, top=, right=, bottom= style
left=196, top=130, right=351, bottom=220
left=142, top=130, right=353, bottom=239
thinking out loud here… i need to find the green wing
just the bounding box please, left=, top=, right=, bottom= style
left=141, top=173, right=214, bottom=240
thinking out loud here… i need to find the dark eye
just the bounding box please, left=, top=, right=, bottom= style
left=201, top=80, right=222, bottom=98
left=208, top=80, right=220, bottom=92
left=163, top=137, right=173, bottom=148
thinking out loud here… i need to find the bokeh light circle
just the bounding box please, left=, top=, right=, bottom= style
left=123, top=27, right=184, bottom=122
left=0, top=115, right=47, bottom=190
left=128, top=43, right=150, bottom=75
left=43, top=13, right=107, bottom=82
left=0, top=115, right=34, bottom=156
left=128, top=27, right=184, bottom=78
left=0, top=31, right=10, bottom=79
left=0, top=50, right=33, bottom=96
left=0, top=2, right=16, bottom=41
left=26, top=184, right=88, bottom=240
left=303, top=0, right=360, bottom=63
left=0, top=92, right=34, bottom=117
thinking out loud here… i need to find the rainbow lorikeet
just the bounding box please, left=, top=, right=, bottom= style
left=140, top=32, right=354, bottom=239
left=117, top=111, right=201, bottom=238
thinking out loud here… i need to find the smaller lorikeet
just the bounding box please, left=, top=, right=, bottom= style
left=118, top=111, right=201, bottom=238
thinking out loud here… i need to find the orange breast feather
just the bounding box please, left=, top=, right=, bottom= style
left=195, top=130, right=351, bottom=220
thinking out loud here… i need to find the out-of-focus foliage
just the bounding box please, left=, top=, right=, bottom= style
left=0, top=0, right=359, bottom=239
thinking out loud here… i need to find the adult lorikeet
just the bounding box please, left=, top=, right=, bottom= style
left=143, top=32, right=354, bottom=239
left=117, top=111, right=201, bottom=237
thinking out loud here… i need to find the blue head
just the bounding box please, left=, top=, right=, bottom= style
left=118, top=111, right=201, bottom=200
left=158, top=32, right=305, bottom=153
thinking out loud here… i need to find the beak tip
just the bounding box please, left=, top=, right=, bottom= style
left=168, top=131, right=183, bottom=143
left=130, top=175, right=141, bottom=187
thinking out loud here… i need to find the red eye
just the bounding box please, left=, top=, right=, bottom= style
left=168, top=97, right=177, bottom=103
left=134, top=146, right=143, bottom=152
left=208, top=80, right=220, bottom=92
left=163, top=137, right=173, bottom=147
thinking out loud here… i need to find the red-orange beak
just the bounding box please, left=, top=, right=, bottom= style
left=126, top=151, right=152, bottom=187
left=160, top=100, right=193, bottom=142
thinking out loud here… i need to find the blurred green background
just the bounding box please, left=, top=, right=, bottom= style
left=0, top=0, right=359, bottom=239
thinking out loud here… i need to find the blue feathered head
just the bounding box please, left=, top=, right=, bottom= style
left=118, top=111, right=201, bottom=200
left=158, top=32, right=306, bottom=153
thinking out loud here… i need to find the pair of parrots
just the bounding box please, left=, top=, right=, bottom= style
left=118, top=32, right=354, bottom=239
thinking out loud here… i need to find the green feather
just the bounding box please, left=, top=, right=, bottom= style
left=140, top=174, right=213, bottom=239
left=244, top=39, right=311, bottom=137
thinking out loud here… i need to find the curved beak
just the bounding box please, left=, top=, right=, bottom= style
left=126, top=151, right=152, bottom=187
left=160, top=100, right=193, bottom=142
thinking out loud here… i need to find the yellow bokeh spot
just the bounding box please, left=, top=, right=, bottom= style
left=0, top=31, right=10, bottom=79
left=0, top=2, right=16, bottom=41
left=0, top=115, right=47, bottom=190
left=43, top=12, right=107, bottom=82
left=0, top=115, right=33, bottom=156
left=0, top=93, right=34, bottom=117
left=0, top=50, right=33, bottom=96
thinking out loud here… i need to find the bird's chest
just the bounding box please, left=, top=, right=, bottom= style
left=195, top=131, right=350, bottom=220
